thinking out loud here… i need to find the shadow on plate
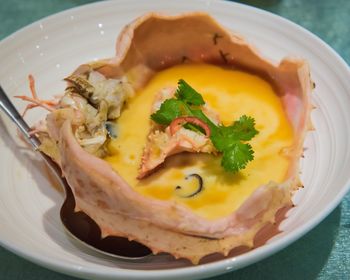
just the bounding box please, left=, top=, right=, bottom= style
left=0, top=204, right=341, bottom=279
left=214, top=206, right=341, bottom=279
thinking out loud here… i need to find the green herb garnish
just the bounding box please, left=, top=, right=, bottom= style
left=151, top=79, right=258, bottom=173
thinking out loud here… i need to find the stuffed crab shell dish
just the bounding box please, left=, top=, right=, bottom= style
left=21, top=13, right=313, bottom=264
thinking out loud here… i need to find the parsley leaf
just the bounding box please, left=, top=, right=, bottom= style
left=210, top=126, right=235, bottom=152
left=175, top=79, right=205, bottom=106
left=150, top=98, right=183, bottom=125
left=230, top=115, right=258, bottom=141
left=150, top=79, right=259, bottom=173
left=221, top=142, right=254, bottom=172
left=210, top=115, right=258, bottom=151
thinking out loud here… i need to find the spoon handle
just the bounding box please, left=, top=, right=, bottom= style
left=0, top=85, right=41, bottom=150
left=0, top=85, right=64, bottom=181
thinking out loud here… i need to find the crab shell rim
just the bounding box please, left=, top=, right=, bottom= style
left=45, top=12, right=313, bottom=264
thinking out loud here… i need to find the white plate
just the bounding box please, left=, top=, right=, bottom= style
left=0, top=0, right=350, bottom=279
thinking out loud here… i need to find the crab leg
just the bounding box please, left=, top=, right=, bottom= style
left=14, top=75, right=57, bottom=116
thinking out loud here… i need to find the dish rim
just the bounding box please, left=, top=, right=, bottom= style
left=0, top=0, right=349, bottom=279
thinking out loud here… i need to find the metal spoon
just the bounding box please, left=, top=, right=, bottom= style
left=0, top=85, right=151, bottom=260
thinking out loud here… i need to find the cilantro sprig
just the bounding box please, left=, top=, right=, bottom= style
left=151, top=79, right=258, bottom=173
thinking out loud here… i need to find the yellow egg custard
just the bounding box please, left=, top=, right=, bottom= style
left=105, top=63, right=294, bottom=220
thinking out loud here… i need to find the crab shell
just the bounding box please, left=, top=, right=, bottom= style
left=46, top=13, right=313, bottom=264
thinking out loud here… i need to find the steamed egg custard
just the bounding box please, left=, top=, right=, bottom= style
left=105, top=63, right=294, bottom=220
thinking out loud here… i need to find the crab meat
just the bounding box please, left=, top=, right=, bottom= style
left=138, top=126, right=216, bottom=179
left=138, top=89, right=218, bottom=179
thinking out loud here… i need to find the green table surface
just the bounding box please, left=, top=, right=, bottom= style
left=0, top=0, right=349, bottom=279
